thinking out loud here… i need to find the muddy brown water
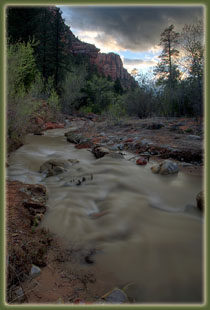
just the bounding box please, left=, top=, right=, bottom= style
left=7, top=128, right=204, bottom=303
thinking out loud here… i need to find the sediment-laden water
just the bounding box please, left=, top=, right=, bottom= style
left=7, top=127, right=203, bottom=303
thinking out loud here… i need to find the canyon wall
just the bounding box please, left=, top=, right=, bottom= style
left=69, top=29, right=135, bottom=88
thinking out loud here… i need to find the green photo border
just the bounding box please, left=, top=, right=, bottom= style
left=0, top=1, right=209, bottom=309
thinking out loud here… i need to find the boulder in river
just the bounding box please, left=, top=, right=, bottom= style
left=65, top=131, right=82, bottom=144
left=196, top=191, right=204, bottom=211
left=39, top=159, right=71, bottom=177
left=92, top=145, right=110, bottom=158
left=151, top=160, right=179, bottom=175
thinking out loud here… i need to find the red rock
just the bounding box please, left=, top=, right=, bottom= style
left=44, top=123, right=65, bottom=130
left=91, top=137, right=103, bottom=144
left=90, top=52, right=135, bottom=87
left=64, top=25, right=135, bottom=88
left=136, top=157, right=147, bottom=165
left=75, top=143, right=92, bottom=149
left=124, top=138, right=133, bottom=143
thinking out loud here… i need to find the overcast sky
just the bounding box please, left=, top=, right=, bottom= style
left=59, top=5, right=204, bottom=74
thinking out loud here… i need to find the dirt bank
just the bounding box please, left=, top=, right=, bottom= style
left=6, top=181, right=119, bottom=304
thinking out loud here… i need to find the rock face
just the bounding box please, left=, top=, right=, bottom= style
left=91, top=53, right=134, bottom=87
left=69, top=30, right=100, bottom=58
left=68, top=28, right=135, bottom=88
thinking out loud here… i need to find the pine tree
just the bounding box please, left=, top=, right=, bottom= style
left=7, top=6, right=73, bottom=92
left=154, top=25, right=180, bottom=115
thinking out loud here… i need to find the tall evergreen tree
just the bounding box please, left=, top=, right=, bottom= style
left=7, top=6, right=74, bottom=92
left=154, top=25, right=180, bottom=115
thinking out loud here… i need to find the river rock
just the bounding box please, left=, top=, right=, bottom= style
left=75, top=141, right=92, bottom=149
left=110, top=143, right=124, bottom=151
left=44, top=122, right=65, bottom=130
left=196, top=191, right=204, bottom=211
left=136, top=157, right=147, bottom=165
left=92, top=146, right=110, bottom=158
left=102, top=288, right=128, bottom=303
left=30, top=264, right=41, bottom=278
left=151, top=160, right=179, bottom=175
left=64, top=119, right=71, bottom=126
left=140, top=139, right=154, bottom=147
left=39, top=159, right=71, bottom=177
left=187, top=135, right=201, bottom=140
left=65, top=131, right=82, bottom=144
left=142, top=122, right=164, bottom=129
left=106, top=152, right=124, bottom=159
left=34, top=130, right=44, bottom=136
left=23, top=201, right=46, bottom=216
left=12, top=287, right=26, bottom=303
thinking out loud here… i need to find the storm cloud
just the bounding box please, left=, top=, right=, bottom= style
left=60, top=6, right=204, bottom=52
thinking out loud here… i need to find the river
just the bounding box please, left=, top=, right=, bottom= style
left=7, top=127, right=204, bottom=303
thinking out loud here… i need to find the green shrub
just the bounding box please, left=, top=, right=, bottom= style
left=79, top=106, right=93, bottom=114
left=47, top=89, right=61, bottom=121
left=60, top=65, right=88, bottom=113
left=7, top=40, right=38, bottom=99
left=7, top=41, right=62, bottom=152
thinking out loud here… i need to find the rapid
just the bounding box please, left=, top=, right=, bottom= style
left=7, top=126, right=204, bottom=303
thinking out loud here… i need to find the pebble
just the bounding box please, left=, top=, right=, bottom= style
left=136, top=157, right=147, bottom=165
left=30, top=264, right=41, bottom=278
left=102, top=288, right=128, bottom=303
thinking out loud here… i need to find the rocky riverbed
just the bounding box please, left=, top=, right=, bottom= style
left=6, top=115, right=204, bottom=304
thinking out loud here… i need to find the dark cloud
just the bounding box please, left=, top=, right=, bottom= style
left=60, top=6, right=204, bottom=52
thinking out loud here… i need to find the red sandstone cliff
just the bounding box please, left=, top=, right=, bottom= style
left=91, top=53, right=132, bottom=82
left=68, top=28, right=135, bottom=87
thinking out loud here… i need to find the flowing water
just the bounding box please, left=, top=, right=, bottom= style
left=7, top=127, right=204, bottom=303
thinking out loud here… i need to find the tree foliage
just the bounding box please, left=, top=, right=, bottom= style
left=153, top=22, right=204, bottom=117
left=6, top=6, right=204, bottom=135
left=7, top=6, right=74, bottom=92
left=7, top=40, right=38, bottom=98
